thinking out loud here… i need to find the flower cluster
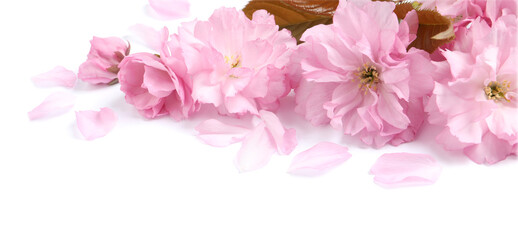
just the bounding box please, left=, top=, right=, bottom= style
left=292, top=0, right=435, bottom=147
left=29, top=0, right=517, bottom=185
left=118, top=8, right=296, bottom=118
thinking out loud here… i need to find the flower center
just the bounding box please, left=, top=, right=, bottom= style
left=356, top=64, right=380, bottom=93
left=484, top=81, right=510, bottom=102
left=225, top=55, right=241, bottom=68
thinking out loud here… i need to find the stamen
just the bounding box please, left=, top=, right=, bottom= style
left=485, top=80, right=510, bottom=102
left=355, top=63, right=380, bottom=93
left=225, top=55, right=241, bottom=68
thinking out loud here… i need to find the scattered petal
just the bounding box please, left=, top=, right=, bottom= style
left=148, top=0, right=190, bottom=19
left=235, top=123, right=276, bottom=172
left=288, top=142, right=351, bottom=177
left=28, top=92, right=75, bottom=120
left=259, top=110, right=297, bottom=155
left=76, top=108, right=118, bottom=140
left=370, top=153, right=442, bottom=188
left=31, top=66, right=76, bottom=88
left=195, top=119, right=251, bottom=147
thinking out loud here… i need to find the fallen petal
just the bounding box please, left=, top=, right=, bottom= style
left=370, top=153, right=442, bottom=188
left=195, top=119, right=251, bottom=147
left=148, top=0, right=190, bottom=19
left=288, top=142, right=351, bottom=177
left=259, top=110, right=297, bottom=155
left=76, top=108, right=117, bottom=140
left=31, top=66, right=77, bottom=88
left=235, top=123, right=276, bottom=172
left=28, top=92, right=75, bottom=120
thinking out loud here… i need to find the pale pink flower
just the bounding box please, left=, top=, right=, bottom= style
left=118, top=30, right=198, bottom=120
left=426, top=16, right=517, bottom=164
left=78, top=36, right=130, bottom=85
left=177, top=8, right=296, bottom=116
left=293, top=0, right=435, bottom=147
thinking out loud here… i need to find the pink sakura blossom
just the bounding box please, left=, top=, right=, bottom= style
left=78, top=36, right=130, bottom=85
left=293, top=0, right=435, bottom=147
left=118, top=29, right=198, bottom=120
left=177, top=8, right=296, bottom=116
left=426, top=15, right=517, bottom=164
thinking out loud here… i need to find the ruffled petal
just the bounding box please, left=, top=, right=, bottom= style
left=370, top=153, right=442, bottom=188
left=32, top=66, right=77, bottom=88
left=142, top=65, right=175, bottom=98
left=195, top=119, right=251, bottom=147
left=76, top=108, right=118, bottom=141
left=28, top=92, right=75, bottom=120
left=288, top=142, right=351, bottom=177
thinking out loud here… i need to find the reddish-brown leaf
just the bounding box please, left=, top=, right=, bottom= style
left=409, top=10, right=455, bottom=53
left=243, top=0, right=337, bottom=42
left=243, top=0, right=454, bottom=52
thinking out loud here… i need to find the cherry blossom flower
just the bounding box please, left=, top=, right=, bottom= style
left=293, top=0, right=435, bottom=147
left=177, top=8, right=296, bottom=116
left=78, top=37, right=130, bottom=85
left=118, top=28, right=198, bottom=120
left=426, top=15, right=517, bottom=164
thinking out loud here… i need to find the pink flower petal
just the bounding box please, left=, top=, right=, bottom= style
left=288, top=142, right=352, bottom=177
left=128, top=25, right=169, bottom=52
left=370, top=153, right=442, bottom=188
left=148, top=0, right=190, bottom=19
left=28, top=92, right=75, bottom=120
left=31, top=66, right=77, bottom=88
left=259, top=110, right=297, bottom=155
left=195, top=119, right=251, bottom=147
left=76, top=108, right=117, bottom=140
left=235, top=123, right=276, bottom=172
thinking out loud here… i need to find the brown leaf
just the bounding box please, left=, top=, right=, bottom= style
left=393, top=2, right=415, bottom=19
left=243, top=0, right=338, bottom=42
left=408, top=10, right=455, bottom=53
left=375, top=1, right=454, bottom=53
left=243, top=0, right=453, bottom=52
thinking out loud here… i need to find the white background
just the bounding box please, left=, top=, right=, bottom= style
left=1, top=0, right=517, bottom=239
